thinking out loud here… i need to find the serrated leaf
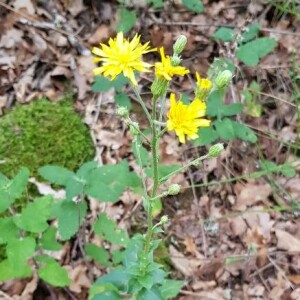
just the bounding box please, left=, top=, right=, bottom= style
left=40, top=226, right=62, bottom=251
left=222, top=103, right=243, bottom=116
left=214, top=118, right=235, bottom=140
left=115, top=93, right=132, bottom=110
left=236, top=37, right=277, bottom=66
left=39, top=165, right=74, bottom=185
left=14, top=196, right=52, bottom=233
left=93, top=213, right=128, bottom=246
left=112, top=74, right=129, bottom=92
left=206, top=90, right=223, bottom=117
left=65, top=176, right=86, bottom=200
left=182, top=0, right=204, bottom=13
left=160, top=279, right=185, bottom=299
left=38, top=259, right=71, bottom=287
left=92, top=76, right=113, bottom=92
left=57, top=200, right=87, bottom=240
left=86, top=244, right=111, bottom=266
left=241, top=23, right=260, bottom=43
left=194, top=126, right=219, bottom=145
left=9, top=167, right=30, bottom=199
left=213, top=27, right=235, bottom=42
left=116, top=8, right=137, bottom=33
left=0, top=217, right=19, bottom=244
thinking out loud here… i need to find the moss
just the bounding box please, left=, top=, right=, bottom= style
left=0, top=97, right=95, bottom=177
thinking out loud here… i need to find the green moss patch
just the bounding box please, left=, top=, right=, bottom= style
left=0, top=98, right=95, bottom=177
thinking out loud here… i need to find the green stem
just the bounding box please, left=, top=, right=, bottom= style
left=132, top=85, right=152, bottom=125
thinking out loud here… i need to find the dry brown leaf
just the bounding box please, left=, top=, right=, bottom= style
left=275, top=229, right=300, bottom=252
left=66, top=264, right=91, bottom=293
left=88, top=24, right=111, bottom=45
left=291, top=288, right=300, bottom=300
left=13, top=0, right=35, bottom=15
left=287, top=275, right=300, bottom=285
left=67, top=0, right=86, bottom=16
left=183, top=237, right=198, bottom=256
left=0, top=28, right=23, bottom=49
left=230, top=216, right=247, bottom=237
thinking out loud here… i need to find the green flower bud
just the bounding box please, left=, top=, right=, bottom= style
left=168, top=184, right=181, bottom=195
left=116, top=106, right=129, bottom=117
left=151, top=78, right=168, bottom=98
left=208, top=143, right=224, bottom=157
left=160, top=215, right=169, bottom=224
left=215, top=70, right=233, bottom=89
left=171, top=54, right=181, bottom=66
left=129, top=121, right=140, bottom=136
left=173, top=35, right=187, bottom=55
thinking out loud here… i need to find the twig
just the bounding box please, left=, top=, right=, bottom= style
left=0, top=291, right=14, bottom=300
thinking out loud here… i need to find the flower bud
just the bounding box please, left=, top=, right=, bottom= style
left=160, top=215, right=169, bottom=224
left=129, top=121, right=140, bottom=136
left=151, top=78, right=168, bottom=98
left=116, top=106, right=129, bottom=117
left=173, top=35, right=187, bottom=55
left=215, top=70, right=232, bottom=89
left=208, top=143, right=224, bottom=157
left=195, top=72, right=212, bottom=99
left=171, top=54, right=181, bottom=66
left=167, top=184, right=181, bottom=195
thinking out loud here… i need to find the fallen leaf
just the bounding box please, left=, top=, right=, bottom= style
left=275, top=229, right=300, bottom=252
left=88, top=24, right=111, bottom=45
left=13, top=0, right=35, bottom=15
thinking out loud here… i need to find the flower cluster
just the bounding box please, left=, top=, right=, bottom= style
left=92, top=32, right=213, bottom=143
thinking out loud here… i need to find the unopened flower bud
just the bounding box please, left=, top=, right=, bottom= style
left=171, top=54, right=181, bottom=66
left=173, top=35, right=187, bottom=55
left=151, top=78, right=168, bottom=98
left=168, top=184, right=181, bottom=195
left=116, top=106, right=129, bottom=117
left=129, top=121, right=140, bottom=136
left=215, top=70, right=232, bottom=89
left=160, top=215, right=169, bottom=224
left=208, top=143, right=224, bottom=157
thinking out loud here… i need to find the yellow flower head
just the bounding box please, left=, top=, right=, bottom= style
left=195, top=72, right=212, bottom=90
left=154, top=48, right=190, bottom=81
left=92, top=32, right=156, bottom=86
left=167, top=93, right=211, bottom=144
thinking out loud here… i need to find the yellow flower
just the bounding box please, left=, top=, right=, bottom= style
left=167, top=93, right=211, bottom=143
left=92, top=32, right=156, bottom=86
left=196, top=72, right=212, bottom=90
left=154, top=48, right=189, bottom=81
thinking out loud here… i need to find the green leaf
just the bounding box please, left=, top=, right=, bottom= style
left=112, top=74, right=129, bottom=92
left=214, top=118, right=235, bottom=140
left=92, top=76, right=113, bottom=92
left=137, top=287, right=163, bottom=300
left=38, top=259, right=71, bottom=287
left=77, top=160, right=98, bottom=178
left=57, top=200, right=87, bottom=240
left=93, top=213, right=128, bottom=246
left=241, top=23, right=260, bottom=43
left=94, top=269, right=129, bottom=291
left=0, top=217, right=19, bottom=244
left=151, top=199, right=162, bottom=217
left=260, top=161, right=296, bottom=178
left=231, top=121, right=257, bottom=143
left=160, top=279, right=185, bottom=299
left=14, top=196, right=52, bottom=233
left=86, top=244, right=111, bottom=266
left=131, top=141, right=149, bottom=167
left=146, top=0, right=164, bottom=8
left=213, top=27, right=235, bottom=42
left=194, top=126, right=219, bottom=145
left=222, top=103, right=244, bottom=116
left=182, top=0, right=204, bottom=13
left=9, top=167, right=30, bottom=199
left=280, top=165, right=296, bottom=177
left=0, top=259, right=32, bottom=280
left=116, top=8, right=137, bottom=33
left=115, top=93, right=132, bottom=110
left=39, top=165, right=74, bottom=185
left=65, top=176, right=86, bottom=200
left=236, top=37, right=277, bottom=66
left=40, top=226, right=62, bottom=251
left=89, top=283, right=122, bottom=300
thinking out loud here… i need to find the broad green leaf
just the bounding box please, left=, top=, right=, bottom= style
left=146, top=164, right=180, bottom=181
left=111, top=249, right=124, bottom=265
left=280, top=165, right=296, bottom=177
left=89, top=283, right=122, bottom=300
left=38, top=259, right=71, bottom=287
left=112, top=74, right=129, bottom=92
left=115, top=93, right=132, bottom=110
left=86, top=244, right=111, bottom=266
left=14, top=196, right=52, bottom=233
left=93, top=213, right=129, bottom=246
left=194, top=126, right=219, bottom=145
left=116, top=8, right=137, bottom=33
left=65, top=176, right=86, bottom=200
left=236, top=37, right=277, bottom=66
left=77, top=160, right=98, bottom=178
left=0, top=217, right=19, bottom=244
left=57, top=200, right=87, bottom=240
left=151, top=199, right=162, bottom=217
left=213, top=27, right=235, bottom=42
left=137, top=287, right=163, bottom=300
left=207, top=58, right=235, bottom=78
left=214, top=118, right=235, bottom=140
left=206, top=90, right=223, bottom=118
left=160, top=279, right=184, bottom=299
left=231, top=121, right=257, bottom=143
left=92, top=76, right=113, bottom=92
left=221, top=103, right=243, bottom=116
left=9, top=167, right=30, bottom=199
left=260, top=161, right=296, bottom=178
left=40, top=226, right=62, bottom=251
left=94, top=269, right=129, bottom=291
left=241, top=23, right=260, bottom=43
left=182, top=0, right=204, bottom=13
left=39, top=165, right=74, bottom=185
left=0, top=259, right=32, bottom=281
left=131, top=141, right=149, bottom=167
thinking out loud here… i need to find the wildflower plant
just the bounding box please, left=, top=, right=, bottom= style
left=89, top=33, right=227, bottom=299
